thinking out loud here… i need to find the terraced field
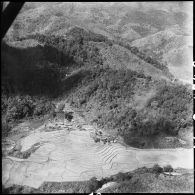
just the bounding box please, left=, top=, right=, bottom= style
left=2, top=103, right=193, bottom=189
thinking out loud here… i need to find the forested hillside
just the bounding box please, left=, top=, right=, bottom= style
left=1, top=24, right=192, bottom=148
left=1, top=2, right=193, bottom=194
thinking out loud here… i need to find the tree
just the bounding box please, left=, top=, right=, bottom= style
left=88, top=177, right=101, bottom=192
left=163, top=165, right=173, bottom=172
left=115, top=172, right=131, bottom=182
left=151, top=164, right=163, bottom=174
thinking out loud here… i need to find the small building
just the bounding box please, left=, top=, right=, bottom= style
left=178, top=138, right=186, bottom=145
left=64, top=111, right=74, bottom=122
left=151, top=101, right=158, bottom=108
left=165, top=137, right=176, bottom=142
left=96, top=130, right=103, bottom=136
left=94, top=137, right=100, bottom=143
left=55, top=111, right=66, bottom=124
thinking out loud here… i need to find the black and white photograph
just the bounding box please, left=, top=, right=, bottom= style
left=1, top=1, right=194, bottom=193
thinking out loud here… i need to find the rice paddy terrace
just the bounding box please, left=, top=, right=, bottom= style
left=2, top=103, right=193, bottom=189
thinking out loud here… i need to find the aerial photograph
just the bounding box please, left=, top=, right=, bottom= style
left=1, top=1, right=194, bottom=193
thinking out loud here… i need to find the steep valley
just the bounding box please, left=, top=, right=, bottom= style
left=1, top=2, right=193, bottom=193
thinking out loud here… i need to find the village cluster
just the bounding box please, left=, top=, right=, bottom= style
left=91, top=129, right=118, bottom=144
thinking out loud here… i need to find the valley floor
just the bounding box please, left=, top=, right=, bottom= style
left=2, top=102, right=193, bottom=193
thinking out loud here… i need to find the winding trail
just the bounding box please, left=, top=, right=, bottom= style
left=2, top=104, right=193, bottom=189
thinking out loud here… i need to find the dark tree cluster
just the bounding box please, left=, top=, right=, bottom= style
left=2, top=95, right=55, bottom=122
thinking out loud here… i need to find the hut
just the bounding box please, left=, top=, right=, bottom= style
left=56, top=111, right=66, bottom=124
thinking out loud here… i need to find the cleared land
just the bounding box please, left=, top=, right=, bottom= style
left=2, top=103, right=193, bottom=189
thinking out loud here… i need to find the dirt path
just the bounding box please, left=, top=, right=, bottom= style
left=2, top=103, right=193, bottom=189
